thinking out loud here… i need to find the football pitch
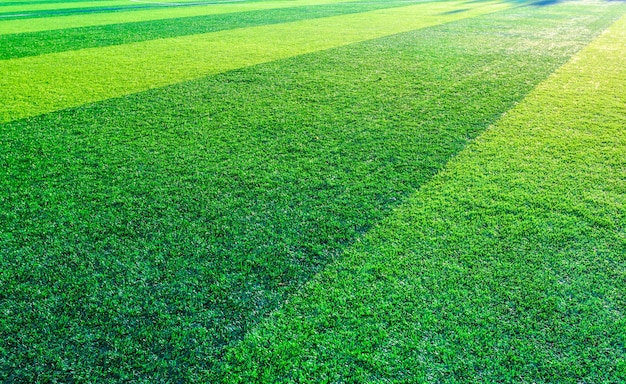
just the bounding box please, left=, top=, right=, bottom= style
left=1, top=0, right=625, bottom=381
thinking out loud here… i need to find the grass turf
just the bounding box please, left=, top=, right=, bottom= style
left=0, top=0, right=429, bottom=60
left=1, top=0, right=135, bottom=5
left=0, top=0, right=353, bottom=34
left=2, top=1, right=624, bottom=381
left=0, top=0, right=133, bottom=14
left=0, top=0, right=511, bottom=122
left=0, top=0, right=278, bottom=21
left=220, top=11, right=626, bottom=383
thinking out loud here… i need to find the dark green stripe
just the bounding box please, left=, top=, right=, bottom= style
left=0, top=2, right=621, bottom=382
left=0, top=1, right=422, bottom=59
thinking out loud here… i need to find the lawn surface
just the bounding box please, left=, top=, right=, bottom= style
left=0, top=1, right=427, bottom=60
left=222, top=12, right=626, bottom=383
left=0, top=0, right=348, bottom=34
left=1, top=0, right=625, bottom=382
left=1, top=0, right=511, bottom=121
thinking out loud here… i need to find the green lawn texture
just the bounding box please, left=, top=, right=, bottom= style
left=0, top=3, right=625, bottom=382
left=0, top=1, right=436, bottom=60
left=2, top=0, right=625, bottom=381
left=0, top=0, right=132, bottom=14
left=2, top=0, right=128, bottom=5
left=0, top=0, right=358, bottom=34
left=0, top=0, right=512, bottom=123
left=222, top=11, right=626, bottom=383
left=0, top=0, right=281, bottom=21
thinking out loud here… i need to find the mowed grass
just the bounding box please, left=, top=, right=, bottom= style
left=0, top=0, right=335, bottom=20
left=222, top=12, right=626, bottom=383
left=0, top=0, right=132, bottom=14
left=0, top=0, right=512, bottom=122
left=0, top=0, right=625, bottom=382
left=0, top=0, right=348, bottom=34
left=0, top=0, right=430, bottom=60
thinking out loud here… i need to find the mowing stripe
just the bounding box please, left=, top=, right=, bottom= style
left=220, top=11, right=626, bottom=382
left=0, top=1, right=436, bottom=60
left=0, top=0, right=133, bottom=13
left=0, top=0, right=512, bottom=123
left=0, top=0, right=259, bottom=21
left=2, top=0, right=129, bottom=5
left=0, top=0, right=365, bottom=34
left=1, top=2, right=623, bottom=381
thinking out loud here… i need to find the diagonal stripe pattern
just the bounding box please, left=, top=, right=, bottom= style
left=0, top=1, right=511, bottom=122
left=220, top=11, right=626, bottom=382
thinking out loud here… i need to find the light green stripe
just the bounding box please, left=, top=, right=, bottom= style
left=222, top=10, right=626, bottom=381
left=0, top=1, right=512, bottom=123
left=0, top=0, right=129, bottom=13
left=0, top=0, right=355, bottom=34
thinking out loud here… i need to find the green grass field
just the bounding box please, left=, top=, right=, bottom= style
left=1, top=0, right=625, bottom=382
